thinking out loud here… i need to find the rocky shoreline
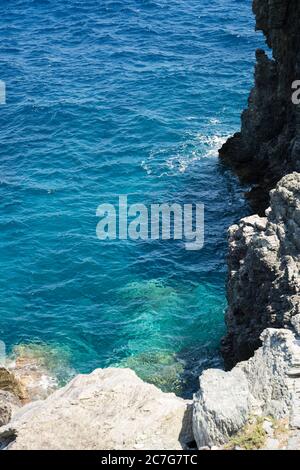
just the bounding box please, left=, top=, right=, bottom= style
left=222, top=173, right=300, bottom=369
left=219, top=0, right=300, bottom=215
left=0, top=0, right=300, bottom=450
left=1, top=319, right=300, bottom=449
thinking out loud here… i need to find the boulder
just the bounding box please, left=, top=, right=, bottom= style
left=193, top=328, right=300, bottom=448
left=0, top=390, right=22, bottom=428
left=0, top=368, right=193, bottom=450
left=0, top=367, right=26, bottom=401
left=0, top=400, right=11, bottom=428
left=193, top=368, right=250, bottom=447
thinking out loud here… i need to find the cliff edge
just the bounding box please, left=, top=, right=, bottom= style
left=219, top=0, right=300, bottom=214
left=222, top=172, right=300, bottom=368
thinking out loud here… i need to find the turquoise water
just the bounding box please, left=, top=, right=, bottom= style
left=0, top=0, right=263, bottom=396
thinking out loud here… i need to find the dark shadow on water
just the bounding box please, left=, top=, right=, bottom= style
left=175, top=345, right=224, bottom=399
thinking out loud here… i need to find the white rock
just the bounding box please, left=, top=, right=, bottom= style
left=291, top=314, right=300, bottom=337
left=264, top=438, right=280, bottom=450
left=193, top=328, right=300, bottom=448
left=193, top=368, right=251, bottom=447
left=262, top=420, right=274, bottom=437
left=0, top=368, right=193, bottom=450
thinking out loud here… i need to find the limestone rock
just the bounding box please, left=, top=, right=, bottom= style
left=291, top=315, right=300, bottom=337
left=264, top=438, right=280, bottom=450
left=0, top=391, right=21, bottom=428
left=238, top=329, right=297, bottom=419
left=193, top=328, right=300, bottom=448
left=0, top=368, right=193, bottom=450
left=0, top=391, right=21, bottom=424
left=0, top=367, right=26, bottom=401
left=262, top=420, right=274, bottom=437
left=0, top=362, right=29, bottom=429
left=222, top=173, right=300, bottom=369
left=0, top=371, right=23, bottom=428
left=193, top=368, right=251, bottom=447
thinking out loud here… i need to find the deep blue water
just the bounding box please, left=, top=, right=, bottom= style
left=0, top=0, right=264, bottom=395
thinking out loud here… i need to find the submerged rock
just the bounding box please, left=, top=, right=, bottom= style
left=193, top=328, right=300, bottom=448
left=0, top=342, right=64, bottom=430
left=222, top=173, right=300, bottom=368
left=0, top=368, right=193, bottom=450
left=9, top=345, right=59, bottom=401
left=115, top=350, right=185, bottom=396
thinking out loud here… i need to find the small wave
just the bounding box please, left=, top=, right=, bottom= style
left=195, top=133, right=230, bottom=157
left=141, top=131, right=230, bottom=176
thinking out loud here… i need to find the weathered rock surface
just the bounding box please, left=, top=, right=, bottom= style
left=219, top=0, right=300, bottom=214
left=0, top=368, right=193, bottom=450
left=193, top=368, right=251, bottom=447
left=222, top=173, right=300, bottom=368
left=216, top=1, right=300, bottom=448
left=0, top=403, right=11, bottom=428
left=0, top=367, right=25, bottom=401
left=0, top=368, right=23, bottom=429
left=0, top=391, right=21, bottom=427
left=193, top=328, right=300, bottom=448
left=291, top=314, right=300, bottom=336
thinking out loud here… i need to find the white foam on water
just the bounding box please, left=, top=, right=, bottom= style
left=38, top=374, right=58, bottom=391
left=141, top=130, right=230, bottom=176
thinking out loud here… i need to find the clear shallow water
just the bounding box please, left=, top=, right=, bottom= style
left=0, top=0, right=263, bottom=396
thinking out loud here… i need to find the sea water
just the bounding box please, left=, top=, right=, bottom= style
left=0, top=0, right=264, bottom=396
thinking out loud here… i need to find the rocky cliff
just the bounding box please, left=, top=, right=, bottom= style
left=1, top=0, right=300, bottom=451
left=194, top=328, right=300, bottom=449
left=222, top=173, right=300, bottom=368
left=218, top=0, right=300, bottom=422
left=219, top=0, right=300, bottom=214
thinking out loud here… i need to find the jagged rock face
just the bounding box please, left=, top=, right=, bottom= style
left=219, top=0, right=300, bottom=214
left=193, top=368, right=251, bottom=447
left=222, top=173, right=300, bottom=369
left=0, top=402, right=11, bottom=428
left=0, top=369, right=23, bottom=429
left=0, top=391, right=21, bottom=428
left=0, top=368, right=193, bottom=450
left=0, top=367, right=26, bottom=401
left=193, top=328, right=300, bottom=448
